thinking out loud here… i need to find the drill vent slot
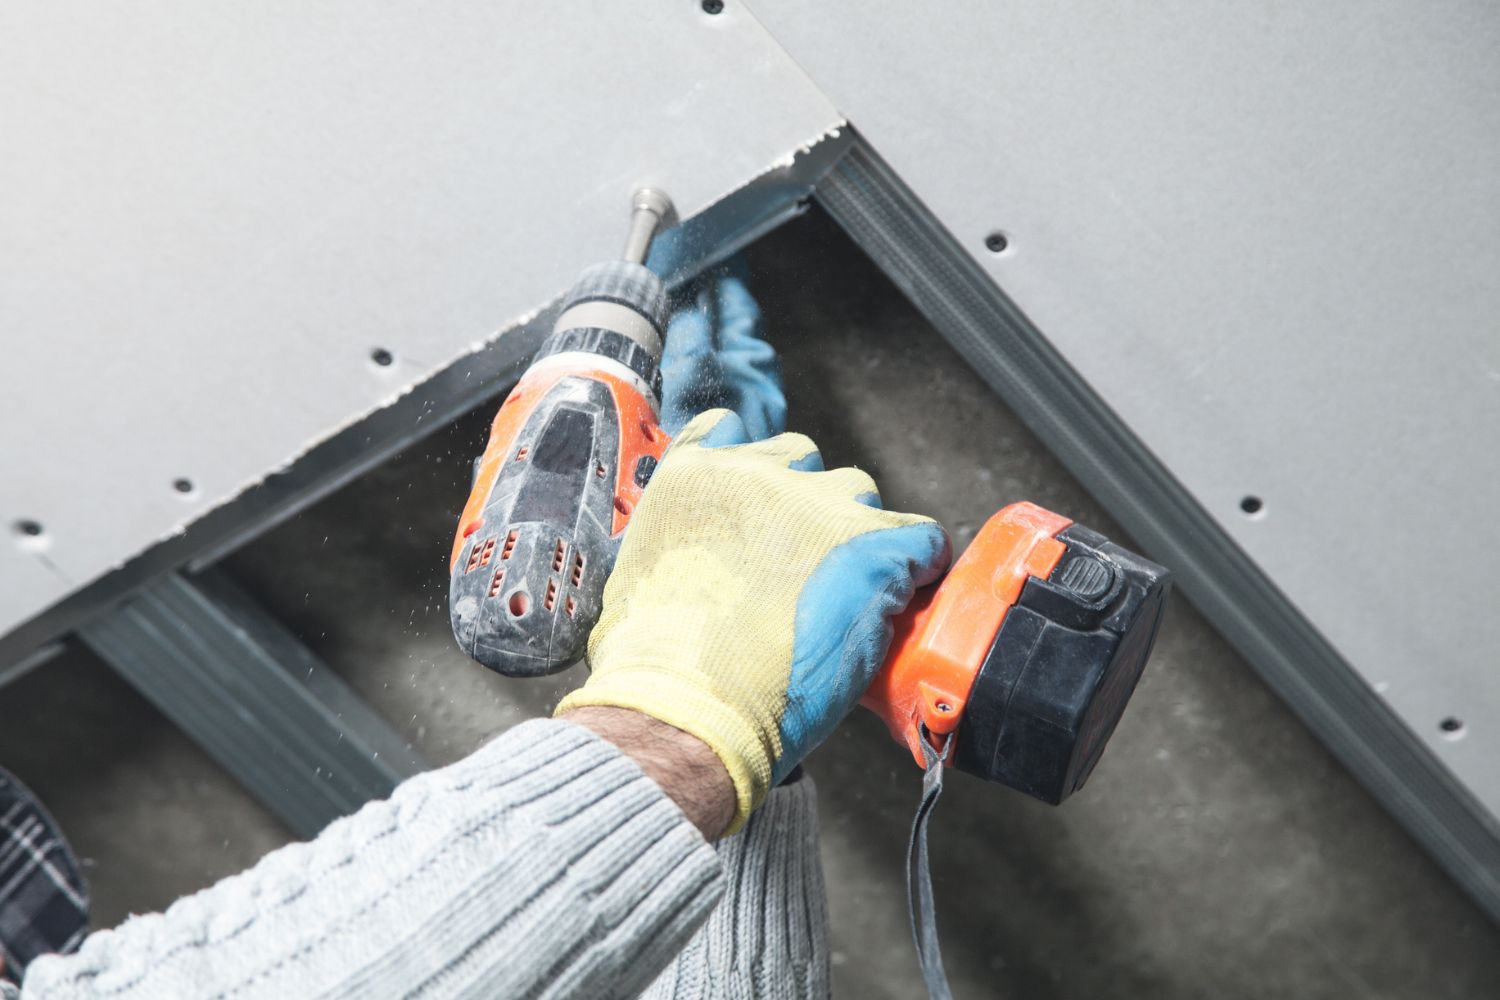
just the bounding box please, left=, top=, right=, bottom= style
left=515, top=446, right=529, bottom=461
left=488, top=567, right=506, bottom=598
left=465, top=537, right=494, bottom=573
left=595, top=463, right=607, bottom=478
left=565, top=595, right=577, bottom=618
left=501, top=530, right=518, bottom=560
left=552, top=539, right=566, bottom=573
left=571, top=553, right=585, bottom=587
left=544, top=579, right=558, bottom=612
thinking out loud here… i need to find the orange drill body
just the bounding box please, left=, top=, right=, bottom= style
left=450, top=360, right=670, bottom=574
left=862, top=502, right=1071, bottom=767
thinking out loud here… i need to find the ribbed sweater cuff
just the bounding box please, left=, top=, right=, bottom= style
left=642, top=773, right=830, bottom=1000
left=24, top=719, right=724, bottom=1000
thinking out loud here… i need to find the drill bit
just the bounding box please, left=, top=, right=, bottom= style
left=621, top=188, right=675, bottom=265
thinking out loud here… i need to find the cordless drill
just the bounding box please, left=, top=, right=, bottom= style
left=449, top=191, right=1171, bottom=803
left=449, top=189, right=675, bottom=676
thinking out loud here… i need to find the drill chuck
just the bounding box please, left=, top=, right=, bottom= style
left=622, top=187, right=674, bottom=264
left=557, top=260, right=669, bottom=341
left=547, top=189, right=676, bottom=373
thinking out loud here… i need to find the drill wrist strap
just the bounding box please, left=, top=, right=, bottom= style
left=907, top=724, right=956, bottom=1000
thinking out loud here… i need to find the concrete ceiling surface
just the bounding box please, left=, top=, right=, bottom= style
left=0, top=2, right=839, bottom=636
left=744, top=3, right=1500, bottom=808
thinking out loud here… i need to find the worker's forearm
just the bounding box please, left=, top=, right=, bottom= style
left=643, top=769, right=831, bottom=1000
left=564, top=706, right=736, bottom=840
left=561, top=710, right=831, bottom=998
left=22, top=719, right=724, bottom=1000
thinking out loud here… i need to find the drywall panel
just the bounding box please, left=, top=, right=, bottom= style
left=0, top=1, right=839, bottom=638
left=748, top=0, right=1500, bottom=908
left=0, top=541, right=69, bottom=633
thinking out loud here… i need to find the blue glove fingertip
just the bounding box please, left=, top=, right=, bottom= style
left=788, top=451, right=826, bottom=473
left=696, top=408, right=754, bottom=449
left=713, top=272, right=762, bottom=342
left=772, top=520, right=954, bottom=781
left=902, top=519, right=954, bottom=589
left=657, top=255, right=787, bottom=442
left=659, top=307, right=719, bottom=438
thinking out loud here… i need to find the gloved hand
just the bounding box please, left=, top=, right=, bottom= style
left=658, top=255, right=786, bottom=441
left=557, top=409, right=951, bottom=831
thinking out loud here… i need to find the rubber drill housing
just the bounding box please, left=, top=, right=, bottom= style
left=953, top=523, right=1171, bottom=803
left=862, top=504, right=1171, bottom=804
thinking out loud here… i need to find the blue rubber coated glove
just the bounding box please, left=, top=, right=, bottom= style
left=559, top=409, right=952, bottom=829
left=658, top=255, right=787, bottom=442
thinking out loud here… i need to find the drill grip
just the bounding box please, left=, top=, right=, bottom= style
left=449, top=362, right=668, bottom=676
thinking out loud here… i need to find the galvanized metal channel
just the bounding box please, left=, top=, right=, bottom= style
left=79, top=571, right=427, bottom=838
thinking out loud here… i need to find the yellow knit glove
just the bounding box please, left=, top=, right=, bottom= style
left=556, top=409, right=950, bottom=831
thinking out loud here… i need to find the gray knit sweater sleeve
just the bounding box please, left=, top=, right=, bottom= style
left=642, top=772, right=830, bottom=1000
left=21, top=719, right=725, bottom=1000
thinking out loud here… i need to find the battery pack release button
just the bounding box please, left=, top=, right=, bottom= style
left=1055, top=554, right=1113, bottom=601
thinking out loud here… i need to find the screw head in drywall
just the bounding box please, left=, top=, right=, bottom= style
left=370, top=348, right=395, bottom=367
left=11, top=519, right=48, bottom=552
left=701, top=0, right=724, bottom=13
left=984, top=232, right=1009, bottom=254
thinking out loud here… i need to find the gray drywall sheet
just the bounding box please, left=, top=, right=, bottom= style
left=0, top=2, right=839, bottom=638
left=746, top=3, right=1500, bottom=853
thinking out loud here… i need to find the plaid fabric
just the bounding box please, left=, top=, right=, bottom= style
left=0, top=768, right=88, bottom=985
